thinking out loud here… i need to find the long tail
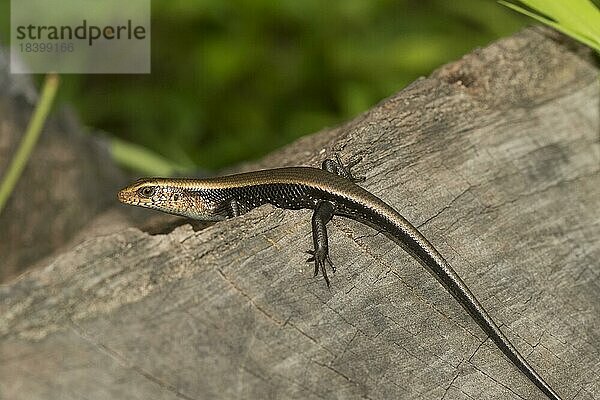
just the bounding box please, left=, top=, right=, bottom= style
left=364, top=209, right=563, bottom=400
left=432, top=258, right=562, bottom=400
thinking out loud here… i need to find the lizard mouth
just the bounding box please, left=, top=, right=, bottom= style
left=117, top=188, right=137, bottom=205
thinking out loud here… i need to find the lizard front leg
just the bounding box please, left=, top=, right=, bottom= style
left=321, top=153, right=366, bottom=183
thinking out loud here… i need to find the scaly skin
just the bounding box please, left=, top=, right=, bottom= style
left=118, top=156, right=563, bottom=400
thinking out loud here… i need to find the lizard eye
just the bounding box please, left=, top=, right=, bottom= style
left=138, top=186, right=156, bottom=198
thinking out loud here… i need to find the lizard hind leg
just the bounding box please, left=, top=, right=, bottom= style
left=306, top=201, right=336, bottom=287
left=321, top=153, right=366, bottom=183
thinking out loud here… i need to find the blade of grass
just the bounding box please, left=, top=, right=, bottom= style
left=515, top=0, right=600, bottom=38
left=0, top=74, right=60, bottom=215
left=110, top=137, right=191, bottom=176
left=499, top=0, right=600, bottom=53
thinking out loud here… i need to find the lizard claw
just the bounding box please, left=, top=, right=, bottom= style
left=306, top=250, right=315, bottom=263
left=305, top=248, right=335, bottom=286
left=322, top=153, right=366, bottom=183
left=338, top=154, right=366, bottom=183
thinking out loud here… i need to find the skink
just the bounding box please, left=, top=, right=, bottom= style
left=118, top=155, right=563, bottom=400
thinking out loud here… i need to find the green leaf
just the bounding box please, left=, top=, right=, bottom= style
left=499, top=0, right=600, bottom=53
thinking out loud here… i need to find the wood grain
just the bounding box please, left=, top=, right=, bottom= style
left=1, top=27, right=598, bottom=400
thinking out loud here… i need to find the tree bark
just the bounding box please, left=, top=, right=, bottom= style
left=0, top=50, right=125, bottom=281
left=1, top=27, right=598, bottom=400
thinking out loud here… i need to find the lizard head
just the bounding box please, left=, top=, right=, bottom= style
left=117, top=178, right=226, bottom=220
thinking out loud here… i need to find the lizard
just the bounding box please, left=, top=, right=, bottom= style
left=118, top=154, right=563, bottom=400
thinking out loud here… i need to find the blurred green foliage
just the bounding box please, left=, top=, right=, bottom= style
left=0, top=0, right=529, bottom=171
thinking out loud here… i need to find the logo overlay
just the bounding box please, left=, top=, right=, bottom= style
left=11, top=0, right=150, bottom=74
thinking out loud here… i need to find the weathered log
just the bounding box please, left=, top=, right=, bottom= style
left=1, top=27, right=598, bottom=400
left=0, top=50, right=184, bottom=282
left=0, top=50, right=125, bottom=282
